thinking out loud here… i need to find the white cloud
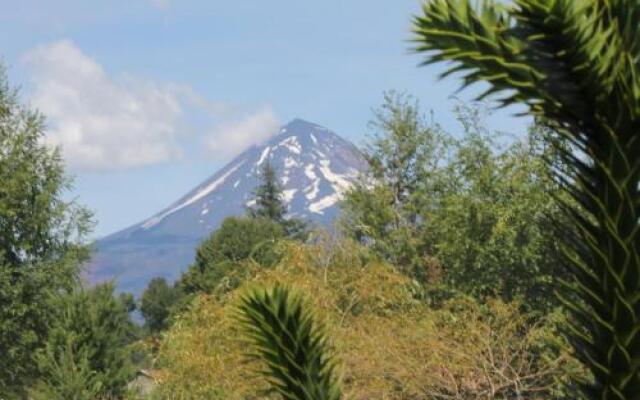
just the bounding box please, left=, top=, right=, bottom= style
left=206, top=107, right=280, bottom=158
left=23, top=39, right=280, bottom=171
left=23, top=39, right=184, bottom=171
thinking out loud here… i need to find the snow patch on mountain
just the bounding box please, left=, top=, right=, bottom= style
left=309, top=193, right=340, bottom=214
left=318, top=159, right=353, bottom=195
left=142, top=160, right=245, bottom=229
left=257, top=146, right=271, bottom=166
left=304, top=164, right=317, bottom=180
left=283, top=188, right=297, bottom=203
left=279, top=136, right=302, bottom=154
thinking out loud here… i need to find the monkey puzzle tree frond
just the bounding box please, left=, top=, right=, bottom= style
left=413, top=0, right=536, bottom=104
left=237, top=285, right=343, bottom=400
left=414, top=0, right=640, bottom=121
left=414, top=1, right=640, bottom=399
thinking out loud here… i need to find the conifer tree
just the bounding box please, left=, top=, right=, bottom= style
left=250, top=160, right=308, bottom=239
left=250, top=160, right=287, bottom=223
left=32, top=283, right=136, bottom=399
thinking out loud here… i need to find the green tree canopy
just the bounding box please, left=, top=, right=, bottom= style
left=342, top=96, right=563, bottom=310
left=140, top=277, right=181, bottom=334
left=429, top=117, right=564, bottom=309
left=0, top=65, right=92, bottom=397
left=180, top=216, right=285, bottom=296
left=341, top=92, right=448, bottom=280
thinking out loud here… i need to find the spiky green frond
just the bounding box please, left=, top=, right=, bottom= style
left=237, top=285, right=343, bottom=400
left=412, top=0, right=539, bottom=105
left=414, top=1, right=640, bottom=399
left=414, top=0, right=640, bottom=129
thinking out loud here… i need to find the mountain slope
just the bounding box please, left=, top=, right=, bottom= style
left=88, top=119, right=366, bottom=295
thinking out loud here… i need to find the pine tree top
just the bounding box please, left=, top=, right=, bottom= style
left=250, top=160, right=287, bottom=223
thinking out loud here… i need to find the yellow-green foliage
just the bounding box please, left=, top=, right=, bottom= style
left=153, top=239, right=576, bottom=399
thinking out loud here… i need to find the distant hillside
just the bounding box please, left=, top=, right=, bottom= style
left=87, top=119, right=367, bottom=295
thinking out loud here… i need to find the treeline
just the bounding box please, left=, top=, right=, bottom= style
left=140, top=92, right=577, bottom=399
left=140, top=92, right=566, bottom=339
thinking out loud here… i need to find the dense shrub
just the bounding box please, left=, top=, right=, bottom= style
left=152, top=241, right=578, bottom=399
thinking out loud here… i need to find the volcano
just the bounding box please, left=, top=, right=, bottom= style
left=88, top=119, right=367, bottom=295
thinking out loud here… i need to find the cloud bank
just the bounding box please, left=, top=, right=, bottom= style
left=24, top=40, right=184, bottom=171
left=23, top=39, right=279, bottom=172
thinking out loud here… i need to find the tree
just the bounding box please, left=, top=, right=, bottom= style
left=250, top=160, right=287, bottom=223
left=31, top=283, right=137, bottom=399
left=341, top=92, right=448, bottom=280
left=29, top=340, right=102, bottom=400
left=362, top=91, right=448, bottom=214
left=342, top=95, right=563, bottom=308
left=250, top=160, right=308, bottom=239
left=180, top=216, right=285, bottom=295
left=0, top=65, right=92, bottom=396
left=140, top=277, right=180, bottom=334
left=238, top=285, right=343, bottom=400
left=429, top=117, right=565, bottom=311
left=414, top=1, right=640, bottom=397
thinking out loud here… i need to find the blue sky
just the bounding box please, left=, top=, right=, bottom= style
left=1, top=0, right=528, bottom=238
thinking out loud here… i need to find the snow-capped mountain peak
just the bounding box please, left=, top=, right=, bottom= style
left=138, top=118, right=363, bottom=231
left=90, top=119, right=366, bottom=295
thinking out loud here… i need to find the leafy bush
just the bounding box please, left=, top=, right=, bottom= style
left=427, top=121, right=565, bottom=310
left=152, top=241, right=577, bottom=399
